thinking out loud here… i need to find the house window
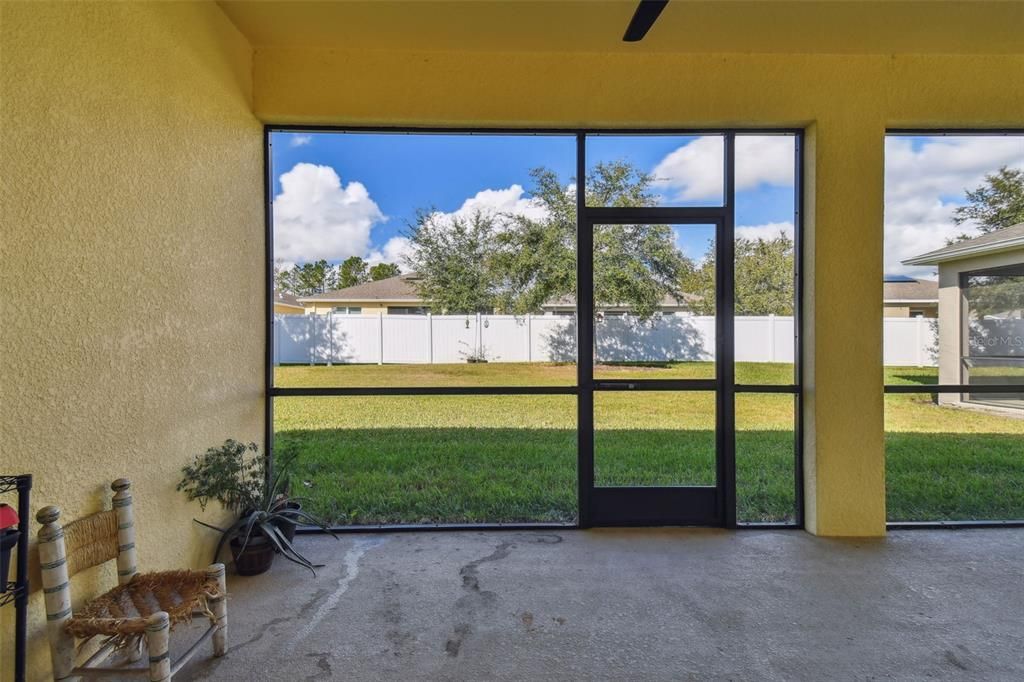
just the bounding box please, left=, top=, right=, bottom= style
left=333, top=306, right=362, bottom=315
left=387, top=306, right=429, bottom=315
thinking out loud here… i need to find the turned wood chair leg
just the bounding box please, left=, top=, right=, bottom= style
left=207, top=563, right=228, bottom=657
left=145, top=612, right=171, bottom=681
left=36, top=506, right=76, bottom=681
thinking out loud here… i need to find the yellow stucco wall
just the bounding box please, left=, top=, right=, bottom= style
left=0, top=3, right=261, bottom=679
left=253, top=47, right=1022, bottom=537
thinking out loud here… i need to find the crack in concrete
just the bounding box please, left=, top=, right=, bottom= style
left=443, top=534, right=562, bottom=657
left=444, top=541, right=513, bottom=656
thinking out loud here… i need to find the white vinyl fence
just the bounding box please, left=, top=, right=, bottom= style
left=274, top=313, right=937, bottom=367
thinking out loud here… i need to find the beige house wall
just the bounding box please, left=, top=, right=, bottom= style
left=304, top=302, right=395, bottom=315
left=884, top=304, right=938, bottom=319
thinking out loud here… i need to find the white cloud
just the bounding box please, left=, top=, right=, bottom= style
left=651, top=135, right=795, bottom=202
left=885, top=136, right=1024, bottom=277
left=273, top=163, right=386, bottom=265
left=366, top=236, right=413, bottom=268
left=429, top=184, right=548, bottom=227
left=651, top=136, right=725, bottom=201
left=736, top=221, right=795, bottom=242
left=289, top=134, right=312, bottom=147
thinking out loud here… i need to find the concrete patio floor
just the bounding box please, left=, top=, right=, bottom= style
left=176, top=528, right=1024, bottom=680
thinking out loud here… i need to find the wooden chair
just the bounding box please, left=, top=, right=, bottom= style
left=36, top=479, right=227, bottom=681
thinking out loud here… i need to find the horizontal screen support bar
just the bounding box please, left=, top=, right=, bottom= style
left=735, top=384, right=800, bottom=393
left=593, top=379, right=717, bottom=391
left=272, top=383, right=802, bottom=397
left=271, top=386, right=577, bottom=396
left=884, top=384, right=1024, bottom=394
left=584, top=207, right=726, bottom=221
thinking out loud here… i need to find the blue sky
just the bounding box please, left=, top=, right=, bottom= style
left=270, top=131, right=798, bottom=268
left=270, top=131, right=1024, bottom=279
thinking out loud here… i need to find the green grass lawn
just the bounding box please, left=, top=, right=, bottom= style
left=273, top=362, right=1024, bottom=525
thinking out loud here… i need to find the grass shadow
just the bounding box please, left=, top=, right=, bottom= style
left=276, top=427, right=797, bottom=525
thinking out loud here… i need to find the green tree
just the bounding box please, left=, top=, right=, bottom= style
left=491, top=162, right=689, bottom=319
left=274, top=259, right=337, bottom=297
left=403, top=209, right=498, bottom=314
left=684, top=232, right=794, bottom=316
left=948, top=166, right=1024, bottom=243
left=369, top=262, right=401, bottom=281
left=338, top=256, right=369, bottom=289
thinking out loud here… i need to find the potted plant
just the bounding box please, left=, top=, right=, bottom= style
left=177, top=440, right=335, bottom=576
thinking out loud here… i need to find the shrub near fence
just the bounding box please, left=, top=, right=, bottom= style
left=273, top=313, right=937, bottom=367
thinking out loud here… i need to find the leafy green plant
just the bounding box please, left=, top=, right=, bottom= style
left=177, top=440, right=264, bottom=513
left=178, top=440, right=336, bottom=574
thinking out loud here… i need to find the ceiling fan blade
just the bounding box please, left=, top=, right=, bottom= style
left=622, top=0, right=669, bottom=42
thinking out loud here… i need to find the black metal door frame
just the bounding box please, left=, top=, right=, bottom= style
left=577, top=134, right=736, bottom=527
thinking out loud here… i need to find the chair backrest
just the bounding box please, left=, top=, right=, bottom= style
left=36, top=479, right=141, bottom=674
left=37, top=479, right=140, bottom=647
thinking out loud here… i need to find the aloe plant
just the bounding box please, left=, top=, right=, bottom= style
left=179, top=440, right=336, bottom=574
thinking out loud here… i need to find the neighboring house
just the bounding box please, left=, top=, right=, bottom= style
left=273, top=291, right=305, bottom=315
left=903, top=222, right=1024, bottom=410
left=297, top=273, right=698, bottom=317
left=883, top=275, right=938, bottom=318
left=298, top=273, right=431, bottom=315
left=298, top=272, right=923, bottom=318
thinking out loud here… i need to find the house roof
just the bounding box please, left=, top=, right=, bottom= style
left=882, top=278, right=938, bottom=303
left=298, top=274, right=424, bottom=303
left=902, top=223, right=1024, bottom=266
left=273, top=291, right=304, bottom=309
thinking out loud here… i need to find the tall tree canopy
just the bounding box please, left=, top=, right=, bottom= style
left=404, top=209, right=498, bottom=314
left=338, top=256, right=369, bottom=289
left=274, top=259, right=338, bottom=297
left=405, top=161, right=688, bottom=318
left=948, top=166, right=1024, bottom=243
left=684, top=232, right=795, bottom=316
left=369, top=262, right=401, bottom=281
left=276, top=258, right=400, bottom=297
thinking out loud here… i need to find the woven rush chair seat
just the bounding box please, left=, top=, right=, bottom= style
left=37, top=479, right=228, bottom=680
left=66, top=570, right=223, bottom=646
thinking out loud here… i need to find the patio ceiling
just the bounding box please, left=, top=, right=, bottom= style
left=218, top=0, right=1022, bottom=55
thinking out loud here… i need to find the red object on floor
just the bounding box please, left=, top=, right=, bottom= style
left=0, top=503, right=17, bottom=530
